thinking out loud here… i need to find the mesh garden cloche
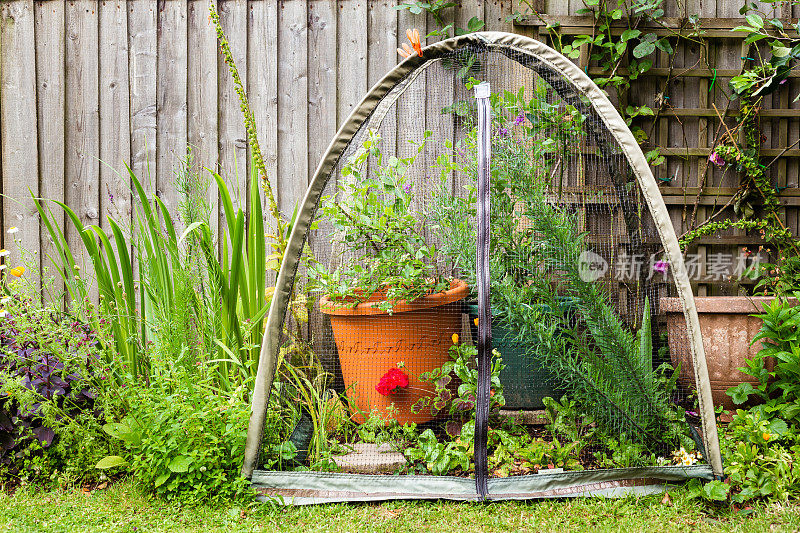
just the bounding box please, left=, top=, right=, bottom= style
left=242, top=32, right=722, bottom=504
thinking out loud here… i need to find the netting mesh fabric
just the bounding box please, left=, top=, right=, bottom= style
left=251, top=37, right=715, bottom=496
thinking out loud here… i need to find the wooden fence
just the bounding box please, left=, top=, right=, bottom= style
left=1, top=0, right=799, bottom=295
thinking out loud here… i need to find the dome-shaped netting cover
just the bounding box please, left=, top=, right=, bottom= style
left=245, top=33, right=721, bottom=504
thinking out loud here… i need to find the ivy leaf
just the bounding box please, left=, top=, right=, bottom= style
left=636, top=58, right=653, bottom=74
left=467, top=16, right=485, bottom=32
left=645, top=149, right=665, bottom=166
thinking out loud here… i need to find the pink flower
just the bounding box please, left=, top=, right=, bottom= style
left=653, top=260, right=669, bottom=274
left=708, top=151, right=725, bottom=167
left=513, top=113, right=525, bottom=126
left=375, top=368, right=409, bottom=396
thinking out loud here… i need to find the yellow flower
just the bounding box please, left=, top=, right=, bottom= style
left=452, top=333, right=459, bottom=345
left=473, top=317, right=479, bottom=327
left=763, top=432, right=771, bottom=441
left=0, top=249, right=9, bottom=258
left=9, top=266, right=24, bottom=277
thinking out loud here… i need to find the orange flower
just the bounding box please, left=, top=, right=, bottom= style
left=397, top=28, right=423, bottom=58
left=407, top=28, right=422, bottom=56
left=397, top=43, right=414, bottom=58
left=473, top=317, right=479, bottom=327
left=9, top=266, right=24, bottom=277
left=452, top=333, right=459, bottom=345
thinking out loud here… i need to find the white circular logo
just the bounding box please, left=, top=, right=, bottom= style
left=578, top=250, right=608, bottom=282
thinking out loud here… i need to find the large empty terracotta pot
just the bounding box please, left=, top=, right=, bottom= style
left=320, top=279, right=468, bottom=425
left=661, top=296, right=782, bottom=411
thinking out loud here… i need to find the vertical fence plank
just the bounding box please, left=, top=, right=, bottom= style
left=218, top=0, right=247, bottom=229
left=336, top=0, right=366, bottom=202
left=248, top=0, right=278, bottom=283
left=156, top=0, right=188, bottom=219
left=35, top=0, right=65, bottom=296
left=308, top=0, right=337, bottom=178
left=65, top=0, right=100, bottom=289
left=248, top=0, right=278, bottom=218
left=336, top=0, right=367, bottom=126
left=188, top=0, right=219, bottom=236
left=248, top=0, right=278, bottom=193
left=128, top=0, right=157, bottom=193
left=485, top=0, right=511, bottom=32
left=367, top=0, right=396, bottom=88
left=396, top=0, right=425, bottom=161
left=99, top=0, right=131, bottom=232
left=1, top=0, right=40, bottom=274
left=367, top=0, right=397, bottom=159
left=277, top=0, right=307, bottom=216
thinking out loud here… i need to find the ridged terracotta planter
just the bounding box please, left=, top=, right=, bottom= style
left=320, top=279, right=468, bottom=425
left=661, top=296, right=781, bottom=411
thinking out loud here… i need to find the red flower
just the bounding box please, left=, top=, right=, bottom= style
left=375, top=368, right=409, bottom=396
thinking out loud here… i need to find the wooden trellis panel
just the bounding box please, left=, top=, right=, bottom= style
left=513, top=2, right=800, bottom=294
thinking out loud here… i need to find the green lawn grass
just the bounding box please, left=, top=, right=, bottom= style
left=2, top=479, right=799, bottom=533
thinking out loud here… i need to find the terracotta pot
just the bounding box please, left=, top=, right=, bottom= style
left=661, top=296, right=783, bottom=411
left=320, top=279, right=469, bottom=425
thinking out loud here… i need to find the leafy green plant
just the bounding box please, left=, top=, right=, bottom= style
left=405, top=421, right=474, bottom=475
left=0, top=277, right=120, bottom=487
left=728, top=296, right=800, bottom=418
left=542, top=396, right=595, bottom=459
left=719, top=296, right=800, bottom=503
left=309, top=130, right=450, bottom=312
left=594, top=435, right=657, bottom=469
left=96, top=373, right=256, bottom=505
left=686, top=478, right=731, bottom=502
left=412, top=339, right=505, bottom=438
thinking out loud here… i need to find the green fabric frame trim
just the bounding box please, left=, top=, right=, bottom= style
left=252, top=466, right=713, bottom=505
